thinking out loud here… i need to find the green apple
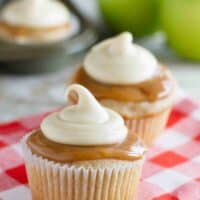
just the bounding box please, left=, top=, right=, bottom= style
left=160, top=0, right=200, bottom=60
left=99, top=0, right=160, bottom=38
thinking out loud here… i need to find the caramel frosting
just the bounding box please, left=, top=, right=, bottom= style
left=27, top=84, right=145, bottom=162
left=1, top=0, right=70, bottom=28
left=73, top=32, right=176, bottom=103
left=71, top=66, right=175, bottom=102
left=0, top=21, right=70, bottom=37
left=27, top=130, right=145, bottom=163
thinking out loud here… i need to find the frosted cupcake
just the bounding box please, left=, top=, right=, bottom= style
left=0, top=0, right=78, bottom=44
left=70, top=32, right=177, bottom=146
left=22, top=84, right=146, bottom=200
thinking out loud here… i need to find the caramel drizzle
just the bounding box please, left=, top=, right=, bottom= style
left=71, top=67, right=174, bottom=103
left=27, top=130, right=144, bottom=163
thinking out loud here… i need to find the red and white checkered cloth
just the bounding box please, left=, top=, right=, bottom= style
left=0, top=97, right=200, bottom=200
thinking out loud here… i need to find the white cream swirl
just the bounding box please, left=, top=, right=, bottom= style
left=84, top=32, right=158, bottom=84
left=41, top=84, right=127, bottom=146
left=1, top=0, right=70, bottom=28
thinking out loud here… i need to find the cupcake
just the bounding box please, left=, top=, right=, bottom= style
left=0, top=0, right=78, bottom=44
left=22, top=84, right=146, bottom=200
left=70, top=32, right=177, bottom=146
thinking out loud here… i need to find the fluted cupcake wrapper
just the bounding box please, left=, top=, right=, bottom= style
left=22, top=134, right=144, bottom=200
left=124, top=108, right=171, bottom=147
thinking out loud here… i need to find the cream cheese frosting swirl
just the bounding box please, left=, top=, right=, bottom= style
left=41, top=84, right=128, bottom=146
left=1, top=0, right=70, bottom=28
left=84, top=32, right=158, bottom=84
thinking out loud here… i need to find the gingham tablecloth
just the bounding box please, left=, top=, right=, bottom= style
left=0, top=97, right=200, bottom=200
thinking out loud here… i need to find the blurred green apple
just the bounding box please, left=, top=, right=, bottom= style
left=160, top=0, right=200, bottom=60
left=99, top=0, right=160, bottom=38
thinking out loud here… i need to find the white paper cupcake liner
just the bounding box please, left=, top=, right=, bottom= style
left=22, top=134, right=144, bottom=200
left=125, top=108, right=171, bottom=147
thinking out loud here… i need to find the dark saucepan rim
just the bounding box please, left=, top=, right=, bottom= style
left=0, top=0, right=98, bottom=61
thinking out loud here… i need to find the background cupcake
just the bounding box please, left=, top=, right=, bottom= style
left=22, top=84, right=146, bottom=200
left=70, top=32, right=177, bottom=146
left=0, top=0, right=78, bottom=44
